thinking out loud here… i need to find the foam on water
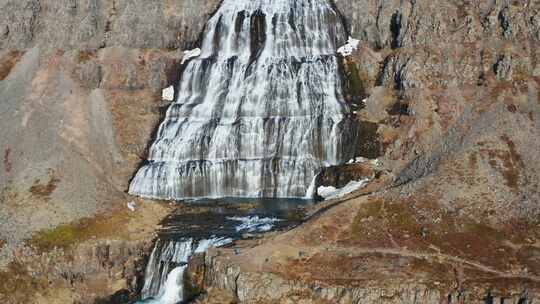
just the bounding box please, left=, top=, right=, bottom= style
left=227, top=215, right=283, bottom=232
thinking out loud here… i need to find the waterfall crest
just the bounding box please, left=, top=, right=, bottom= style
left=129, top=0, right=357, bottom=200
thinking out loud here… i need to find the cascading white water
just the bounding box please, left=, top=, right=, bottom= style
left=129, top=0, right=357, bottom=200
left=141, top=239, right=194, bottom=299
left=138, top=237, right=232, bottom=303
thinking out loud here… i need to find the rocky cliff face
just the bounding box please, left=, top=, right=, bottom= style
left=1, top=0, right=539, bottom=303
left=0, top=0, right=220, bottom=50
left=335, top=0, right=540, bottom=223
left=0, top=0, right=220, bottom=258
left=189, top=1, right=540, bottom=303
left=0, top=0, right=219, bottom=302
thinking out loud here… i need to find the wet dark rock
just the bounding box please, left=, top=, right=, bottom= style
left=318, top=163, right=375, bottom=189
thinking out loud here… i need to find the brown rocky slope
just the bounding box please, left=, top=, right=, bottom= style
left=0, top=0, right=220, bottom=302
left=192, top=1, right=540, bottom=303
left=0, top=0, right=539, bottom=303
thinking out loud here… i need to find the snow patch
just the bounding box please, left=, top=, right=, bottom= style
left=162, top=86, right=175, bottom=101
left=370, top=159, right=382, bottom=167
left=227, top=216, right=283, bottom=233
left=181, top=48, right=201, bottom=64
left=347, top=157, right=368, bottom=164
left=127, top=201, right=137, bottom=212
left=337, top=37, right=360, bottom=57
left=317, top=178, right=370, bottom=200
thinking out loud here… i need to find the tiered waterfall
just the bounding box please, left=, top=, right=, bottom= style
left=129, top=0, right=357, bottom=200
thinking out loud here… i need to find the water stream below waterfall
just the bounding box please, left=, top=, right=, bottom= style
left=131, top=0, right=356, bottom=302
left=135, top=199, right=313, bottom=304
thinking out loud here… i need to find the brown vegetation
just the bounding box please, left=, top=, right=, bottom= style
left=77, top=50, right=97, bottom=63
left=29, top=170, right=60, bottom=200
left=0, top=261, right=44, bottom=304
left=0, top=50, right=24, bottom=81
left=3, top=147, right=11, bottom=173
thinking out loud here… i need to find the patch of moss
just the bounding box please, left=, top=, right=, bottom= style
left=463, top=222, right=506, bottom=241
left=30, top=224, right=81, bottom=250
left=353, top=199, right=384, bottom=223
left=340, top=58, right=372, bottom=108
left=385, top=202, right=421, bottom=233
left=29, top=210, right=131, bottom=252
left=349, top=199, right=422, bottom=246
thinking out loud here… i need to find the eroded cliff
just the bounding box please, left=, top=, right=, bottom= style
left=191, top=1, right=540, bottom=303
left=0, top=0, right=539, bottom=303
left=0, top=0, right=220, bottom=302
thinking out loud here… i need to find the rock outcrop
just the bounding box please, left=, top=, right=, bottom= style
left=1, top=0, right=540, bottom=303
left=0, top=0, right=219, bottom=302
left=0, top=0, right=219, bottom=50
left=189, top=1, right=540, bottom=303
left=0, top=0, right=220, bottom=261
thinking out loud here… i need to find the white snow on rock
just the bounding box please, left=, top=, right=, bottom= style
left=162, top=86, right=175, bottom=101
left=370, top=159, right=382, bottom=167
left=127, top=201, right=137, bottom=212
left=181, top=48, right=201, bottom=64
left=317, top=178, right=370, bottom=200
left=348, top=157, right=368, bottom=164
left=337, top=37, right=360, bottom=57
left=227, top=216, right=283, bottom=233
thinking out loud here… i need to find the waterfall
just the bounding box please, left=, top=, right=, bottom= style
left=138, top=237, right=232, bottom=303
left=129, top=0, right=357, bottom=200
left=304, top=172, right=319, bottom=199
left=140, top=239, right=194, bottom=300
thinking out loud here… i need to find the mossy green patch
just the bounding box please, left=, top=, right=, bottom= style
left=341, top=58, right=370, bottom=106
left=463, top=222, right=506, bottom=241
left=345, top=61, right=366, bottom=99
left=28, top=210, right=131, bottom=252
left=30, top=224, right=81, bottom=251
